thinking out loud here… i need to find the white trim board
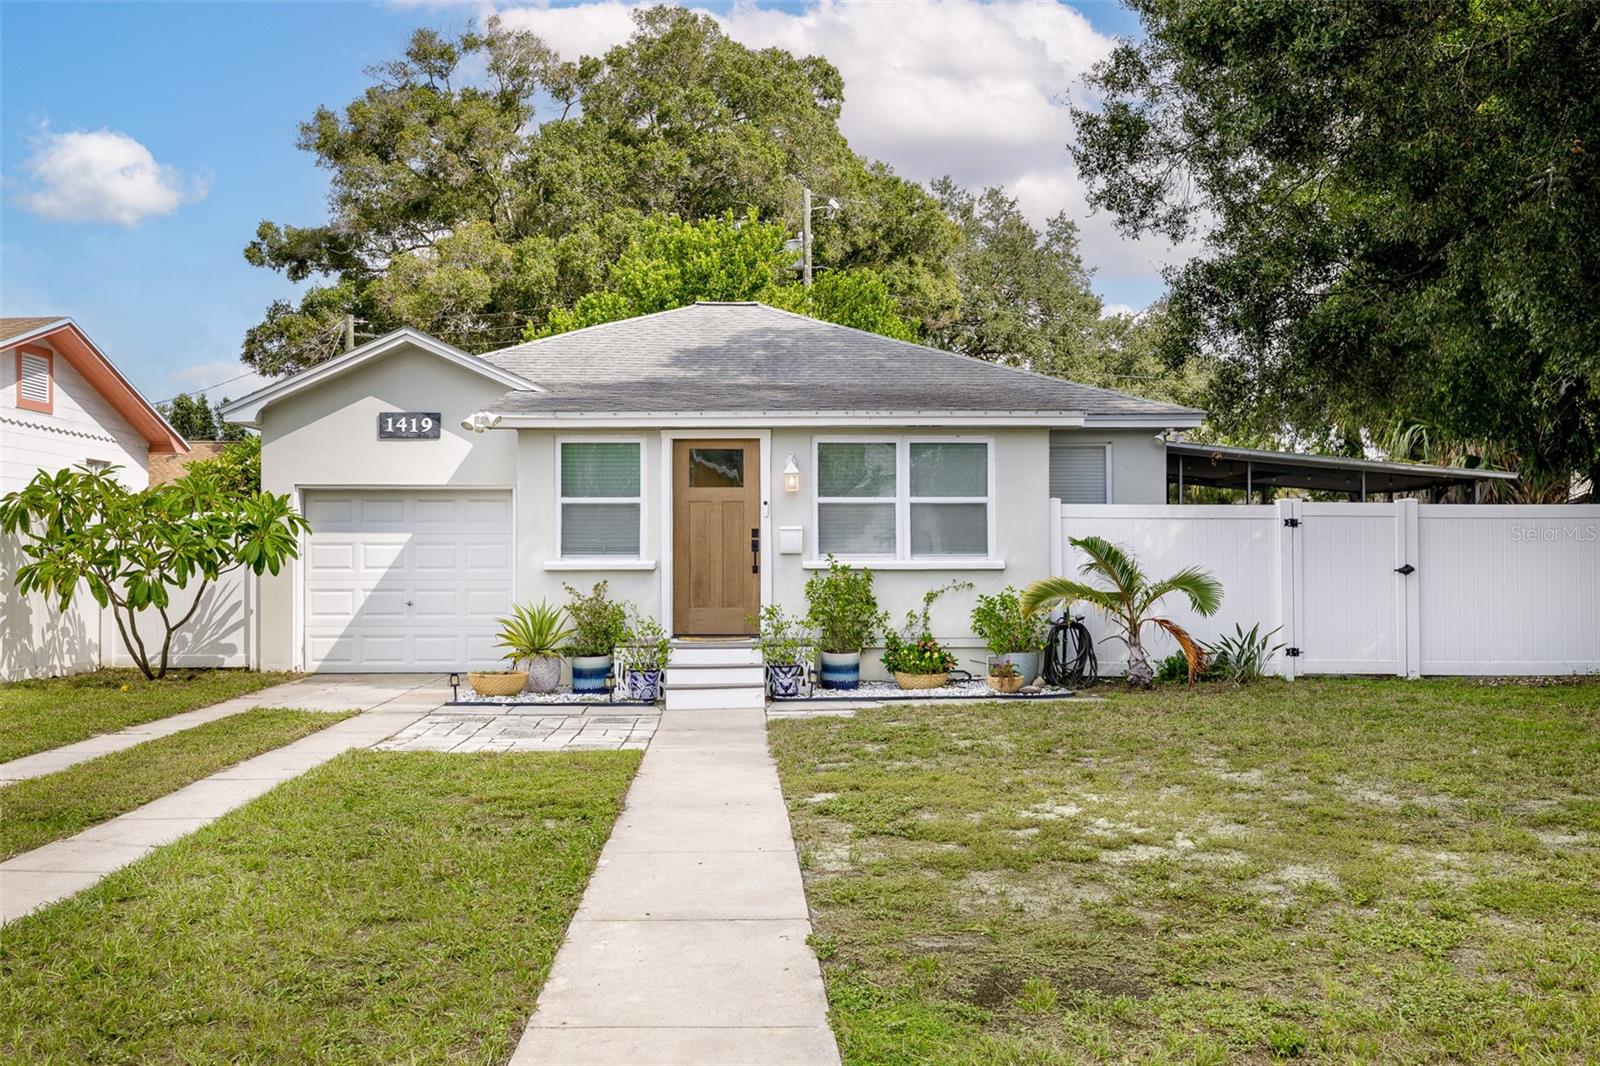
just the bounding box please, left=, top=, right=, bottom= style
left=222, top=329, right=540, bottom=426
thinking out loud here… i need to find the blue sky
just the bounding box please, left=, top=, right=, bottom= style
left=1, top=1, right=1162, bottom=402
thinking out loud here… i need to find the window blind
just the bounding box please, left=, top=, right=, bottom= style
left=1049, top=439, right=1109, bottom=503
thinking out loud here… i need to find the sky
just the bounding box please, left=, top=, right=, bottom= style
left=0, top=0, right=1184, bottom=404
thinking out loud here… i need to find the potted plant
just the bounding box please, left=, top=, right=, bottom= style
left=880, top=580, right=971, bottom=689
left=970, top=585, right=1049, bottom=685
left=563, top=581, right=629, bottom=693
left=756, top=604, right=813, bottom=698
left=617, top=611, right=670, bottom=702
left=986, top=657, right=1025, bottom=694
left=804, top=556, right=887, bottom=689
left=494, top=601, right=573, bottom=694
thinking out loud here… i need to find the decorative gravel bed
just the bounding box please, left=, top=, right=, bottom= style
left=776, top=680, right=1077, bottom=701
left=449, top=691, right=657, bottom=708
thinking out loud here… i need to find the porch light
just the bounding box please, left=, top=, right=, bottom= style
left=460, top=411, right=504, bottom=433
left=783, top=454, right=801, bottom=493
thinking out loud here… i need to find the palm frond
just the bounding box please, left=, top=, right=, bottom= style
left=1138, top=566, right=1224, bottom=617
left=1149, top=617, right=1207, bottom=684
left=1020, top=577, right=1119, bottom=618
left=1068, top=535, right=1145, bottom=601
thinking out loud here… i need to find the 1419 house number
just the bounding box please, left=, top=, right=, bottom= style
left=377, top=412, right=441, bottom=439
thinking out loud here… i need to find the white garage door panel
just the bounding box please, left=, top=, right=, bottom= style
left=303, top=491, right=513, bottom=672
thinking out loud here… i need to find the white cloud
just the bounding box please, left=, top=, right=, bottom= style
left=490, top=0, right=1188, bottom=304
left=165, top=359, right=269, bottom=404
left=18, top=128, right=207, bottom=226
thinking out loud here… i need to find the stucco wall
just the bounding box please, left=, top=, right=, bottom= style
left=256, top=344, right=520, bottom=670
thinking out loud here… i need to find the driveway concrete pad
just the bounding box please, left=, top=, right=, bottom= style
left=511, top=705, right=840, bottom=1065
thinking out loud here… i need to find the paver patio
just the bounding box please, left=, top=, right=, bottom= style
left=0, top=674, right=447, bottom=924
left=510, top=705, right=840, bottom=1066
left=0, top=673, right=444, bottom=783
left=379, top=709, right=658, bottom=752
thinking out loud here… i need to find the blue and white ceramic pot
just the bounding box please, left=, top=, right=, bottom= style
left=818, top=650, right=861, bottom=690
left=625, top=668, right=663, bottom=702
left=571, top=654, right=613, bottom=693
left=767, top=663, right=806, bottom=698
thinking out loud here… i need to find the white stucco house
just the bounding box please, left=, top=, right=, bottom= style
left=221, top=302, right=1203, bottom=676
left=1, top=317, right=190, bottom=680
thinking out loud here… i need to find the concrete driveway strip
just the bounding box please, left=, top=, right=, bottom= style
left=511, top=707, right=841, bottom=1066
left=0, top=673, right=445, bottom=783
left=0, top=676, right=445, bottom=925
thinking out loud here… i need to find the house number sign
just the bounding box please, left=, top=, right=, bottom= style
left=377, top=412, right=440, bottom=439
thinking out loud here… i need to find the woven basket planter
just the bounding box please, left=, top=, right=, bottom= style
left=987, top=674, right=1026, bottom=694
left=893, top=671, right=949, bottom=690
left=468, top=671, right=529, bottom=697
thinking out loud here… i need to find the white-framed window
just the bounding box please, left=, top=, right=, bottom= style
left=1048, top=435, right=1111, bottom=503
left=814, top=436, right=993, bottom=560
left=557, top=439, right=644, bottom=558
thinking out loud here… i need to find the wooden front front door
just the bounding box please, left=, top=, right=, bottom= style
left=673, top=439, right=761, bottom=635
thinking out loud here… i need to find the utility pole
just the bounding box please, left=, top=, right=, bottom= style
left=343, top=314, right=356, bottom=353
left=801, top=186, right=813, bottom=287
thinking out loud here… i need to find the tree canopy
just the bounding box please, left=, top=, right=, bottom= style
left=242, top=9, right=954, bottom=372
left=1071, top=0, right=1600, bottom=495
left=158, top=393, right=249, bottom=442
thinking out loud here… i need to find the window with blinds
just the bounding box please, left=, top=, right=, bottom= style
left=816, top=438, right=991, bottom=559
left=1049, top=437, right=1110, bottom=503
left=17, top=349, right=52, bottom=411
left=559, top=441, right=641, bottom=556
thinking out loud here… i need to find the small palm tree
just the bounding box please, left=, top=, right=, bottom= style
left=1022, top=535, right=1223, bottom=686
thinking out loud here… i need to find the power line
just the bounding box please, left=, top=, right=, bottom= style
left=154, top=370, right=259, bottom=407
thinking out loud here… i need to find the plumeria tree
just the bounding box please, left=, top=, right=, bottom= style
left=1022, top=535, right=1222, bottom=686
left=0, top=465, right=308, bottom=679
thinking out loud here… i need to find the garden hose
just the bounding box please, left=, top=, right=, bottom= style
left=1042, top=614, right=1098, bottom=688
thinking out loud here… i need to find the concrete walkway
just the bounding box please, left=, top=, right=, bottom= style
left=0, top=677, right=445, bottom=925
left=0, top=673, right=445, bottom=784
left=511, top=707, right=841, bottom=1066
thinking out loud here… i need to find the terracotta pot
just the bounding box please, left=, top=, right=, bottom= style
left=469, top=670, right=529, bottom=697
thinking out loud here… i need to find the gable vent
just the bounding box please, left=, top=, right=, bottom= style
left=19, top=351, right=51, bottom=407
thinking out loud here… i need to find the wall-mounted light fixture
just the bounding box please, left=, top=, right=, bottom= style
left=783, top=454, right=801, bottom=494
left=459, top=411, right=504, bottom=433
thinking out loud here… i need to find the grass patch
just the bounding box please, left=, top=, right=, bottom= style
left=0, top=668, right=297, bottom=762
left=0, top=707, right=356, bottom=859
left=0, top=748, right=640, bottom=1063
left=770, top=678, right=1600, bottom=1063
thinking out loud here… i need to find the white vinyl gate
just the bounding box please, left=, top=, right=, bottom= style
left=1050, top=500, right=1600, bottom=677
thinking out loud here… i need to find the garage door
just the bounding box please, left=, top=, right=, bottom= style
left=302, top=490, right=513, bottom=671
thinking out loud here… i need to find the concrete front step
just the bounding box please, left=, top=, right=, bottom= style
left=668, top=645, right=763, bottom=667
left=667, top=664, right=766, bottom=687
left=664, top=686, right=766, bottom=711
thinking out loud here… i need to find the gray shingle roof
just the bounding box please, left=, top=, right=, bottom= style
left=479, top=303, right=1203, bottom=422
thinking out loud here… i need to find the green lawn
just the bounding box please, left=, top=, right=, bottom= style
left=0, top=707, right=356, bottom=859
left=769, top=679, right=1600, bottom=1063
left=0, top=668, right=298, bottom=763
left=0, top=749, right=640, bottom=1063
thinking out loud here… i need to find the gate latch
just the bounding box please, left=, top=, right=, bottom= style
left=1394, top=563, right=1416, bottom=576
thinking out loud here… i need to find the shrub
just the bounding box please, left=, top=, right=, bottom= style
left=804, top=556, right=887, bottom=654
left=495, top=601, right=572, bottom=667
left=970, top=585, right=1047, bottom=655
left=756, top=604, right=813, bottom=667
left=880, top=580, right=970, bottom=676
left=618, top=611, right=670, bottom=673
left=1206, top=623, right=1284, bottom=684
left=561, top=582, right=629, bottom=658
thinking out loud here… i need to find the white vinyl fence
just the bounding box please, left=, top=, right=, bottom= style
left=102, top=568, right=257, bottom=671
left=1050, top=500, right=1600, bottom=678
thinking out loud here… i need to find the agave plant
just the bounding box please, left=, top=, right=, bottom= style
left=495, top=601, right=574, bottom=668
left=1021, top=535, right=1223, bottom=686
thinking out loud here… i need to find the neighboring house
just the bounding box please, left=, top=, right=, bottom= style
left=149, top=440, right=229, bottom=485
left=221, top=302, right=1203, bottom=674
left=0, top=317, right=190, bottom=680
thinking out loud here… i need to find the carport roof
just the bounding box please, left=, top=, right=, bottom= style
left=479, top=302, right=1205, bottom=426
left=1168, top=440, right=1519, bottom=497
